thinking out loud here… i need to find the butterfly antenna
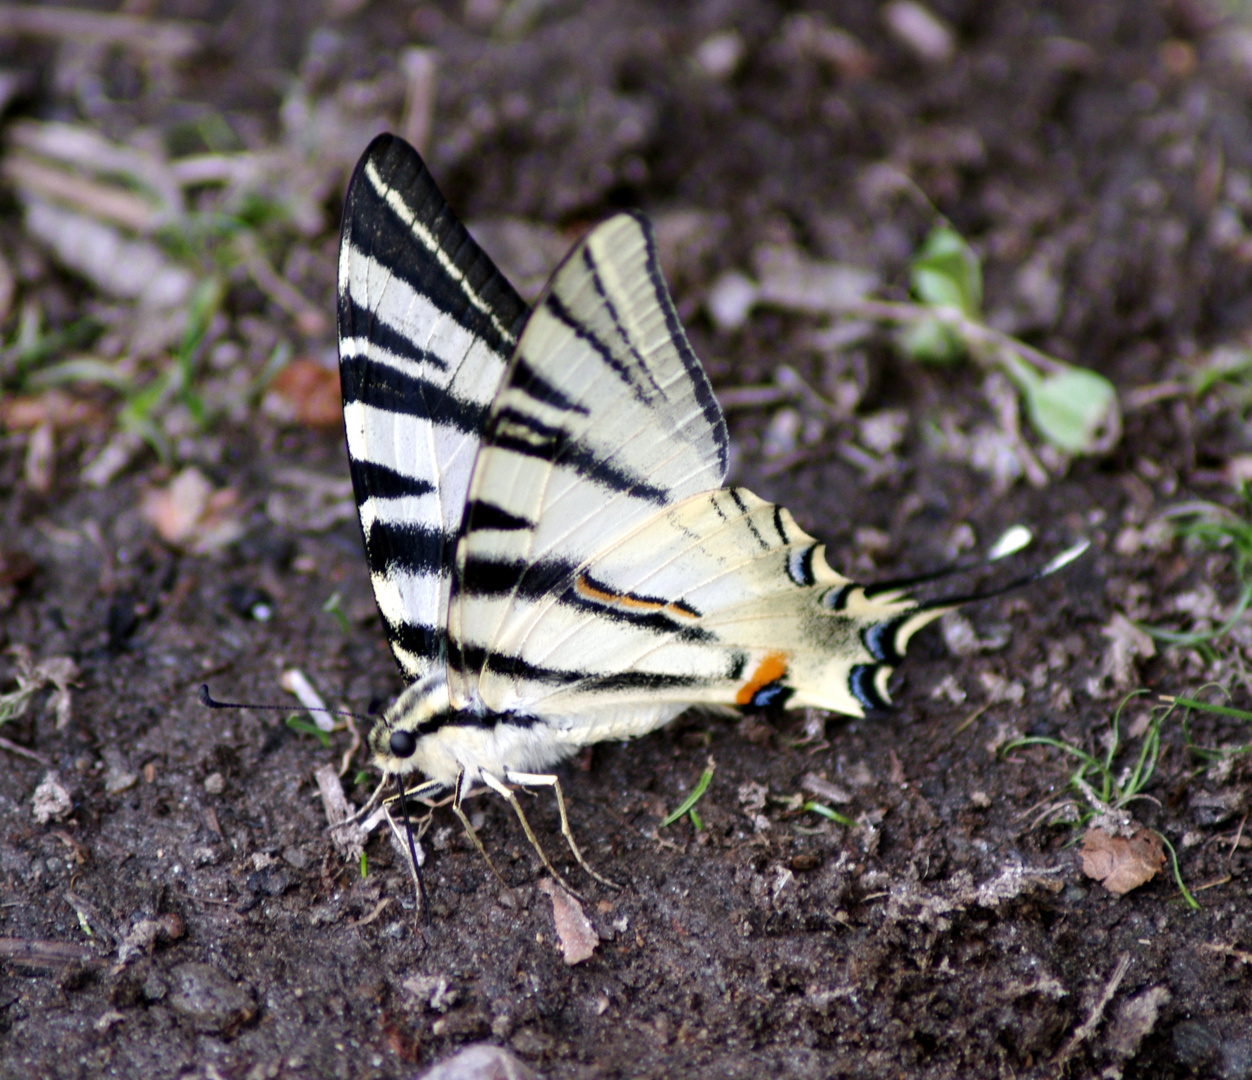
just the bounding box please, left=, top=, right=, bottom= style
left=397, top=781, right=430, bottom=924
left=198, top=684, right=375, bottom=725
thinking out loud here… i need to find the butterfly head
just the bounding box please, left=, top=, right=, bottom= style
left=367, top=671, right=457, bottom=782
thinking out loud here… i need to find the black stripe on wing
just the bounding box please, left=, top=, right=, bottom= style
left=338, top=294, right=447, bottom=370
left=486, top=406, right=669, bottom=503
left=543, top=289, right=654, bottom=408
left=390, top=621, right=447, bottom=666
left=340, top=353, right=488, bottom=435
left=350, top=460, right=436, bottom=502
left=465, top=501, right=533, bottom=532
left=365, top=520, right=444, bottom=577
left=458, top=554, right=576, bottom=601
left=634, top=211, right=728, bottom=478
left=509, top=355, right=591, bottom=414
left=449, top=642, right=708, bottom=693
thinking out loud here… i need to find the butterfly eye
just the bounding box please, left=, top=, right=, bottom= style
left=389, top=730, right=418, bottom=758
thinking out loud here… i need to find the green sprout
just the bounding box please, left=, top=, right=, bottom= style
left=801, top=801, right=856, bottom=827
left=900, top=226, right=981, bottom=365
left=660, top=759, right=715, bottom=829
left=285, top=713, right=331, bottom=748
left=1166, top=690, right=1252, bottom=762
left=322, top=592, right=352, bottom=635
left=1, top=308, right=103, bottom=387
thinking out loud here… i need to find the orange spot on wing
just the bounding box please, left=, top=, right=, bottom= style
left=575, top=575, right=698, bottom=619
left=735, top=652, right=788, bottom=706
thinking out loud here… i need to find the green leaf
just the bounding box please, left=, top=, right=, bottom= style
left=910, top=226, right=982, bottom=317
left=285, top=713, right=331, bottom=748
left=898, top=314, right=964, bottom=365
left=1020, top=365, right=1118, bottom=453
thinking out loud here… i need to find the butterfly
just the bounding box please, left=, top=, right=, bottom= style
left=336, top=133, right=1084, bottom=895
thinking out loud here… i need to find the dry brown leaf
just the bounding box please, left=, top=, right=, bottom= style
left=141, top=467, right=244, bottom=554
left=537, top=878, right=599, bottom=965
left=1080, top=827, right=1165, bottom=895
left=2, top=644, right=79, bottom=729
left=264, top=359, right=342, bottom=429
left=0, top=390, right=104, bottom=432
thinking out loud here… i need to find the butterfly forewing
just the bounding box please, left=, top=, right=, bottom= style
left=337, top=134, right=529, bottom=679
left=448, top=214, right=731, bottom=706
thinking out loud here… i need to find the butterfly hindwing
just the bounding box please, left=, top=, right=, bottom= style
left=337, top=134, right=530, bottom=679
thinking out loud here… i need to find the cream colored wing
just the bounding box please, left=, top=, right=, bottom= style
left=456, top=483, right=940, bottom=725
left=447, top=212, right=731, bottom=708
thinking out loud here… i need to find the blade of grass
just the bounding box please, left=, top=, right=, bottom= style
left=660, top=760, right=715, bottom=828
left=802, top=801, right=855, bottom=827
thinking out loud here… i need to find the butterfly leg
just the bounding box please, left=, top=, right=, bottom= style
left=480, top=771, right=581, bottom=897
left=504, top=770, right=621, bottom=890
left=451, top=769, right=510, bottom=888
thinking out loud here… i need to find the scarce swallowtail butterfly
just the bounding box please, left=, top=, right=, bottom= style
left=336, top=133, right=1085, bottom=895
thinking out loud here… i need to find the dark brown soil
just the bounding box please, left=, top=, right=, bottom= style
left=1, top=2, right=1250, bottom=1078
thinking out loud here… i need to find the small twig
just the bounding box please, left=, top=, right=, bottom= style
left=1201, top=941, right=1252, bottom=964
left=338, top=712, right=362, bottom=779
left=1, top=155, right=161, bottom=233
left=0, top=736, right=50, bottom=765
left=953, top=702, right=992, bottom=735
left=850, top=299, right=1070, bottom=377
left=0, top=5, right=204, bottom=60
left=399, top=47, right=437, bottom=156
left=1054, top=953, right=1130, bottom=1072
left=1124, top=381, right=1189, bottom=410
left=236, top=234, right=327, bottom=336
left=348, top=898, right=392, bottom=927
left=0, top=936, right=98, bottom=964
left=716, top=385, right=796, bottom=409
left=759, top=442, right=827, bottom=478
left=1229, top=813, right=1248, bottom=864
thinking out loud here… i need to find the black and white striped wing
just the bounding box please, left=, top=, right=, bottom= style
left=448, top=212, right=731, bottom=710
left=337, top=134, right=529, bottom=680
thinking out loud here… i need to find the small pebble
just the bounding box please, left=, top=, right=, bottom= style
left=166, top=962, right=256, bottom=1034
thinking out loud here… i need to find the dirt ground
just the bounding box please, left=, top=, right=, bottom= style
left=1, top=1, right=1251, bottom=1077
